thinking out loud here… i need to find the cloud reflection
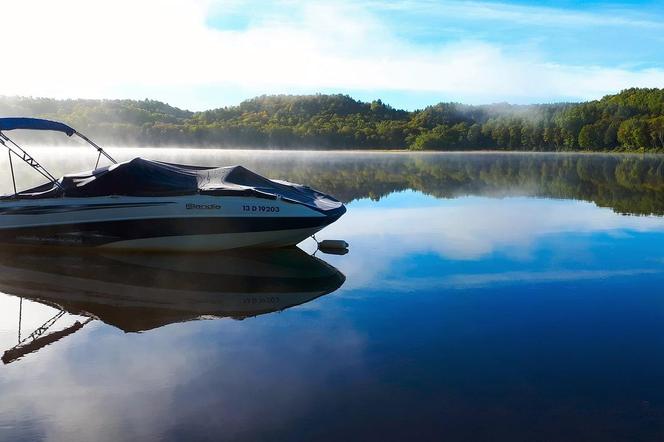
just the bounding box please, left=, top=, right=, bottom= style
left=1, top=192, right=664, bottom=440
left=0, top=291, right=363, bottom=442
left=317, top=195, right=664, bottom=290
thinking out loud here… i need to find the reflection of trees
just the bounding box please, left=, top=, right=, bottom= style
left=238, top=154, right=664, bottom=216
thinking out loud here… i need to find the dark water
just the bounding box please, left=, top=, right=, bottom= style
left=2, top=151, right=664, bottom=441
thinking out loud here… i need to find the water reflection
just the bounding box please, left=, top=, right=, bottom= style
left=0, top=246, right=344, bottom=363
left=312, top=194, right=664, bottom=293
left=1, top=152, right=664, bottom=441
left=2, top=150, right=664, bottom=215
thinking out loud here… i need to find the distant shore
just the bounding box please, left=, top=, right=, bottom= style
left=2, top=88, right=664, bottom=153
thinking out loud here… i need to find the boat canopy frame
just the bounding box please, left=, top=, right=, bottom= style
left=0, top=118, right=117, bottom=197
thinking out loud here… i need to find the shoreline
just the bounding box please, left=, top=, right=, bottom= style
left=24, top=146, right=664, bottom=156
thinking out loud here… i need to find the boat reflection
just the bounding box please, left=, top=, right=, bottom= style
left=0, top=246, right=345, bottom=363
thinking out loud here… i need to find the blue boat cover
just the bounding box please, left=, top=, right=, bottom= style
left=7, top=158, right=343, bottom=213
left=0, top=118, right=76, bottom=136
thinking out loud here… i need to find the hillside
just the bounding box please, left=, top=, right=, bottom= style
left=1, top=89, right=663, bottom=151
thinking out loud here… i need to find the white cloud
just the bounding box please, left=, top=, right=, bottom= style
left=1, top=0, right=663, bottom=108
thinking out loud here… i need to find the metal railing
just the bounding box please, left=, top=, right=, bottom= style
left=0, top=129, right=117, bottom=197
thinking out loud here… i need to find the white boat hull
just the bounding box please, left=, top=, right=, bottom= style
left=0, top=195, right=345, bottom=251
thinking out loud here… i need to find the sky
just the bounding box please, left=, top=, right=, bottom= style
left=2, top=0, right=664, bottom=110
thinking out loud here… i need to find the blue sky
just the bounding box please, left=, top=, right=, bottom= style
left=3, top=0, right=664, bottom=110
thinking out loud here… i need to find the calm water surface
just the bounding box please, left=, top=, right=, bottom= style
left=1, top=150, right=664, bottom=441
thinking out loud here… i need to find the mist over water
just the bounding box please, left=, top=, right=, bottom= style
left=1, top=150, right=664, bottom=441
left=2, top=149, right=664, bottom=215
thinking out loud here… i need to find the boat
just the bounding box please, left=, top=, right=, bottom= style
left=0, top=118, right=346, bottom=251
left=0, top=246, right=345, bottom=363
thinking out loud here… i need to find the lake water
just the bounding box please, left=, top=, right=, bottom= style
left=1, top=150, right=664, bottom=441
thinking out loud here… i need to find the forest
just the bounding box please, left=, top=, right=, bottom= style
left=1, top=88, right=663, bottom=151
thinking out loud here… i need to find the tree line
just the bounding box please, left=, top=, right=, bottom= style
left=1, top=88, right=664, bottom=151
